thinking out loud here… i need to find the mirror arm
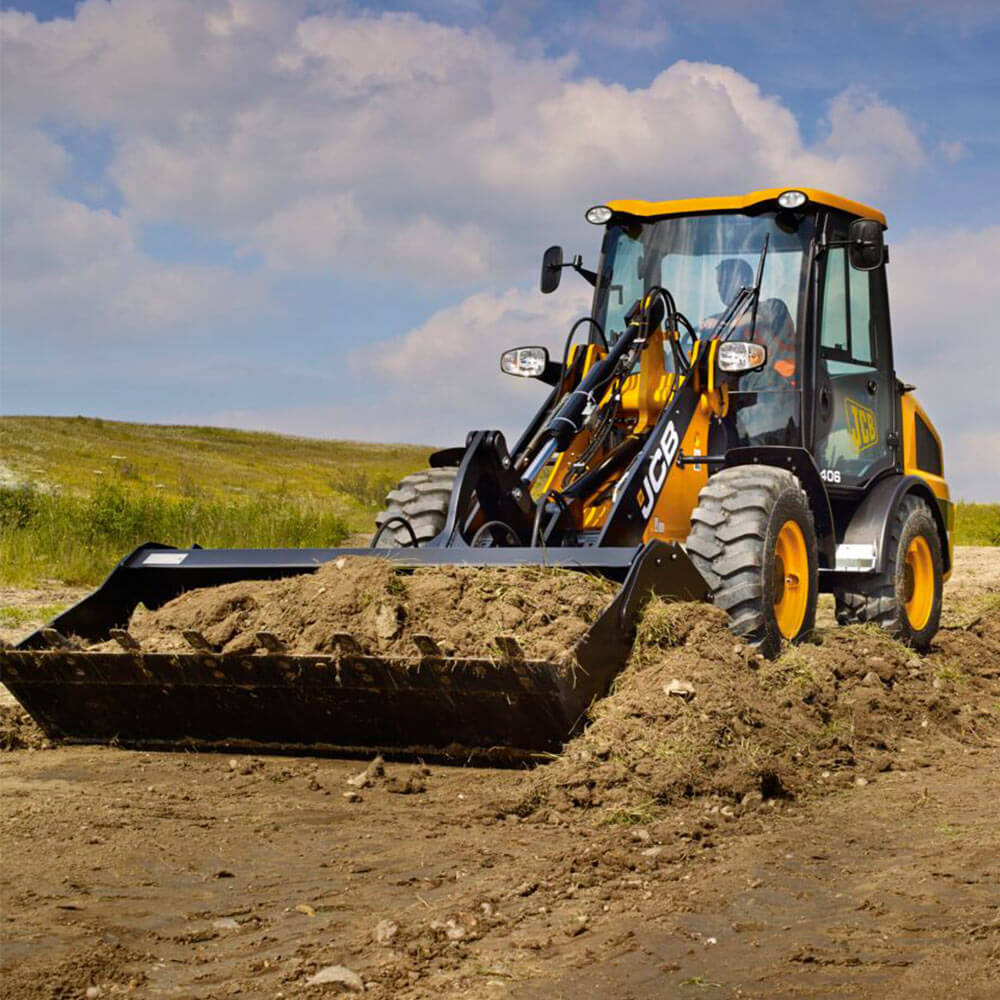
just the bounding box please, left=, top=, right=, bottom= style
left=552, top=255, right=597, bottom=287
left=540, top=361, right=564, bottom=386
left=817, top=219, right=885, bottom=271
left=570, top=257, right=598, bottom=287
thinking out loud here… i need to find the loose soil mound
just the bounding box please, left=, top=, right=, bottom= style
left=99, top=558, right=616, bottom=662
left=516, top=599, right=1000, bottom=823
left=0, top=704, right=50, bottom=750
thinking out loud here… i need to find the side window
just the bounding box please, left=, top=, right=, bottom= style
left=821, top=248, right=875, bottom=373
left=848, top=266, right=874, bottom=366
left=603, top=236, right=644, bottom=344
left=821, top=248, right=849, bottom=354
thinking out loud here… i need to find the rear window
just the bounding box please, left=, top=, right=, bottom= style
left=915, top=414, right=943, bottom=476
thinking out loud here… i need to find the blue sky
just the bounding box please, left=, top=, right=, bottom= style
left=1, top=0, right=998, bottom=498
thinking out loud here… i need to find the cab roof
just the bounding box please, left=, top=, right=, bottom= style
left=604, top=187, right=887, bottom=228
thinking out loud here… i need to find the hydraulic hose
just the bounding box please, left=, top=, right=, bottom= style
left=544, top=294, right=666, bottom=451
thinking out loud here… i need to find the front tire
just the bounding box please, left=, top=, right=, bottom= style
left=373, top=468, right=457, bottom=547
left=835, top=495, right=942, bottom=650
left=686, top=466, right=819, bottom=658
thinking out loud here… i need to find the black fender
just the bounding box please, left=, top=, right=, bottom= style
left=723, top=446, right=837, bottom=570
left=428, top=447, right=467, bottom=468
left=837, top=473, right=951, bottom=575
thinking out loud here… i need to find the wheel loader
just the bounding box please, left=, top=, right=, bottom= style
left=2, top=187, right=952, bottom=760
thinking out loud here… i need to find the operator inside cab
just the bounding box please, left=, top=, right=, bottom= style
left=699, top=257, right=797, bottom=386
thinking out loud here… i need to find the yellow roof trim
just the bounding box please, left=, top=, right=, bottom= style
left=604, top=187, right=887, bottom=228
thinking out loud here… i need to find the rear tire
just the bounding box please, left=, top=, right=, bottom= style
left=834, top=494, right=942, bottom=650
left=373, top=468, right=457, bottom=547
left=686, top=466, right=819, bottom=658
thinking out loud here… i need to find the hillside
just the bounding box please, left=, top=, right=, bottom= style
left=0, top=416, right=433, bottom=585
left=0, top=416, right=431, bottom=504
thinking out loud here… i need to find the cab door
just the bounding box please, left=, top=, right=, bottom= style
left=814, top=227, right=897, bottom=489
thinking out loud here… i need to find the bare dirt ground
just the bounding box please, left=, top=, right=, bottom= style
left=2, top=549, right=998, bottom=1000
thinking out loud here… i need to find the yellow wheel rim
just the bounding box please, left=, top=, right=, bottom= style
left=773, top=520, right=809, bottom=640
left=903, top=535, right=934, bottom=632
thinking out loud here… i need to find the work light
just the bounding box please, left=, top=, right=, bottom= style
left=777, top=190, right=808, bottom=209
left=718, top=341, right=767, bottom=373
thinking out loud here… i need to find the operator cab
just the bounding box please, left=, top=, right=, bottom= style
left=580, top=188, right=895, bottom=493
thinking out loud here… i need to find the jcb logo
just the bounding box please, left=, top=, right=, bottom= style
left=639, top=420, right=680, bottom=519
left=845, top=398, right=879, bottom=454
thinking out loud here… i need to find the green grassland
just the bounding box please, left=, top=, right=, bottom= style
left=954, top=501, right=1000, bottom=546
left=1, top=416, right=432, bottom=586
left=1, top=415, right=997, bottom=587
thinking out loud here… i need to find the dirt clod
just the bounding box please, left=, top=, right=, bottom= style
left=304, top=965, right=364, bottom=990
left=374, top=919, right=398, bottom=945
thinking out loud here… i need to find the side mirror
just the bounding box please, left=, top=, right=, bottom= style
left=848, top=218, right=885, bottom=271
left=540, top=245, right=563, bottom=294
left=501, top=346, right=558, bottom=384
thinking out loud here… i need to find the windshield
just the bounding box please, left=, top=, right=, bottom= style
left=592, top=210, right=815, bottom=447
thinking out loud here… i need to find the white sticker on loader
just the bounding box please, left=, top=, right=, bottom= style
left=142, top=552, right=189, bottom=566
left=834, top=543, right=876, bottom=572
left=639, top=420, right=680, bottom=519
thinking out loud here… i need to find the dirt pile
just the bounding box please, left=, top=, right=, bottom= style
left=0, top=704, right=49, bottom=750
left=515, top=599, right=1000, bottom=824
left=2, top=941, right=145, bottom=1000
left=97, top=558, right=616, bottom=662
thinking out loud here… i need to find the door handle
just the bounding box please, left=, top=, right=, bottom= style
left=866, top=379, right=878, bottom=395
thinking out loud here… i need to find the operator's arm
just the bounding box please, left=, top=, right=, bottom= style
left=759, top=300, right=796, bottom=381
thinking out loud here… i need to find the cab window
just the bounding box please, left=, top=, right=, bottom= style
left=821, top=248, right=875, bottom=372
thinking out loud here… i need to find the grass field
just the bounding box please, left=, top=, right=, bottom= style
left=954, top=501, right=1000, bottom=546
left=1, top=415, right=996, bottom=587
left=0, top=416, right=432, bottom=586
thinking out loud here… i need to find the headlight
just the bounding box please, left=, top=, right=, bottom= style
left=718, top=341, right=767, bottom=373
left=585, top=205, right=613, bottom=225
left=777, top=190, right=808, bottom=209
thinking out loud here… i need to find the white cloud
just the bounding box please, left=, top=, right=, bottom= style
left=888, top=225, right=1000, bottom=500
left=0, top=122, right=260, bottom=340
left=2, top=1, right=927, bottom=295
left=353, top=282, right=590, bottom=411
left=819, top=86, right=925, bottom=179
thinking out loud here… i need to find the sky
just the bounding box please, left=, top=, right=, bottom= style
left=1, top=0, right=998, bottom=500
